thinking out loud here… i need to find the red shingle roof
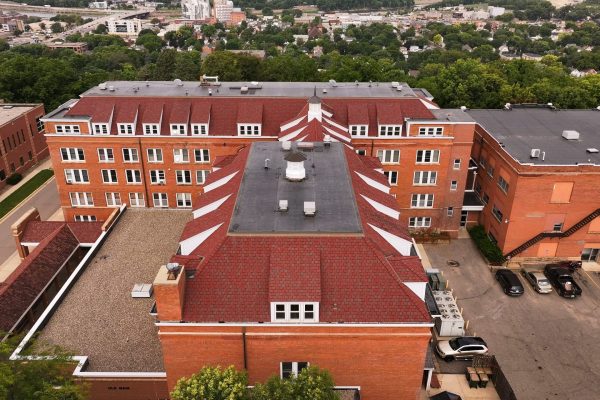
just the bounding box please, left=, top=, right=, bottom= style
left=237, top=102, right=263, bottom=124
left=21, top=221, right=103, bottom=244
left=169, top=100, right=191, bottom=123
left=377, top=103, right=404, bottom=124
left=347, top=103, right=369, bottom=125
left=268, top=245, right=321, bottom=302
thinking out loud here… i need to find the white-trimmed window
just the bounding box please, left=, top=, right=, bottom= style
left=55, top=125, right=81, bottom=134
left=69, top=192, right=93, bottom=207
left=196, top=170, right=210, bottom=184
left=105, top=192, right=121, bottom=206
left=413, top=171, right=437, bottom=185
left=176, top=193, right=192, bottom=208
left=143, top=124, right=159, bottom=135
left=153, top=192, right=168, bottom=208
left=101, top=169, right=118, bottom=184
left=122, top=148, right=139, bottom=163
left=498, top=176, right=509, bottom=193
left=480, top=158, right=487, bottom=169
left=98, top=148, right=114, bottom=163
left=176, top=170, right=192, bottom=185
left=447, top=206, right=454, bottom=217
left=238, top=124, right=261, bottom=136
left=74, top=215, right=96, bottom=222
left=64, top=169, right=89, bottom=184
left=92, top=123, right=109, bottom=135
left=36, top=118, right=44, bottom=132
left=128, top=192, right=145, bottom=207
left=416, top=149, right=440, bottom=164
left=281, top=362, right=309, bottom=379
left=379, top=125, right=402, bottom=136
left=377, top=149, right=400, bottom=164
left=150, top=170, right=165, bottom=184
left=384, top=170, right=398, bottom=185
left=147, top=148, right=163, bottom=163
left=170, top=124, right=187, bottom=135
left=192, top=124, right=208, bottom=136
left=194, top=149, right=210, bottom=163
left=356, top=149, right=366, bottom=156
left=453, top=159, right=461, bottom=170
left=60, top=148, right=85, bottom=162
left=118, top=124, right=134, bottom=135
left=271, top=302, right=318, bottom=322
left=418, top=127, right=443, bottom=136
left=487, top=165, right=495, bottom=178
left=350, top=125, right=368, bottom=137
left=126, top=169, right=142, bottom=184
left=409, top=217, right=431, bottom=228
left=173, top=148, right=189, bottom=163
left=450, top=180, right=458, bottom=190
left=411, top=194, right=434, bottom=208
left=492, top=204, right=503, bottom=222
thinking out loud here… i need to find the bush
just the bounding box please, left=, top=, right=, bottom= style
left=468, top=225, right=506, bottom=264
left=6, top=173, right=22, bottom=185
left=171, top=366, right=248, bottom=400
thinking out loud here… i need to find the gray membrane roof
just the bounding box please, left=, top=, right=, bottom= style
left=229, top=142, right=362, bottom=234
left=467, top=108, right=600, bottom=166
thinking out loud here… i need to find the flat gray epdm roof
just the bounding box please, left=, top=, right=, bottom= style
left=467, top=108, right=600, bottom=166
left=230, top=142, right=362, bottom=234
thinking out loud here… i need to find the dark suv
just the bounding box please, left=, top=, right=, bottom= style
left=495, top=269, right=524, bottom=296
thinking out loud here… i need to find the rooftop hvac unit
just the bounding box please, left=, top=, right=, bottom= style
left=131, top=283, right=153, bottom=298
left=240, top=86, right=249, bottom=93
left=530, top=148, right=541, bottom=158
left=281, top=141, right=292, bottom=151
left=99, top=83, right=107, bottom=90
left=174, top=78, right=183, bottom=86
left=562, top=130, right=580, bottom=140
left=587, top=148, right=599, bottom=153
left=108, top=85, right=115, bottom=92
left=432, top=290, right=464, bottom=337
left=391, top=81, right=400, bottom=88
left=304, top=201, right=316, bottom=216
left=278, top=200, right=288, bottom=212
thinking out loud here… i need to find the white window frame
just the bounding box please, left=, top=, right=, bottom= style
left=60, top=148, right=85, bottom=162
left=191, top=124, right=209, bottom=136
left=101, top=169, right=118, bottom=184
left=128, top=192, right=145, bottom=207
left=196, top=170, right=210, bottom=184
left=238, top=124, right=261, bottom=136
left=280, top=362, right=309, bottom=379
left=143, top=124, right=159, bottom=135
left=450, top=180, right=458, bottom=190
left=270, top=302, right=319, bottom=323
left=36, top=118, right=44, bottom=132
left=69, top=192, right=93, bottom=207
left=418, top=127, right=443, bottom=136
left=384, top=170, right=398, bottom=186
left=64, top=169, right=89, bottom=184
left=411, top=194, right=434, bottom=208
left=55, top=125, right=81, bottom=134
left=194, top=149, right=210, bottom=163
left=413, top=171, right=437, bottom=186
left=97, top=148, right=114, bottom=163
left=453, top=159, right=461, bottom=170
left=447, top=207, right=454, bottom=217
left=492, top=204, right=503, bottom=222
left=74, top=215, right=96, bottom=222
left=416, top=149, right=440, bottom=164
left=147, top=148, right=163, bottom=163
left=105, top=192, right=121, bottom=206
left=409, top=217, right=431, bottom=228
left=176, top=193, right=192, bottom=208
left=122, top=148, right=139, bottom=163
left=150, top=170, right=166, bottom=185
left=355, top=149, right=367, bottom=156
left=498, top=176, right=509, bottom=194
left=125, top=169, right=142, bottom=184
left=378, top=125, right=402, bottom=137
left=377, top=149, right=400, bottom=164
left=153, top=192, right=168, bottom=208
left=350, top=125, right=368, bottom=137
left=92, top=123, right=109, bottom=135
left=118, top=123, right=134, bottom=135
left=176, top=170, right=192, bottom=185
left=170, top=124, right=187, bottom=135
left=173, top=148, right=189, bottom=163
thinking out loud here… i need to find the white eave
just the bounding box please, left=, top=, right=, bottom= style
left=193, top=194, right=232, bottom=219
left=368, top=224, right=412, bottom=256
left=360, top=194, right=400, bottom=220
left=355, top=172, right=390, bottom=194
left=203, top=171, right=238, bottom=193
left=179, top=223, right=223, bottom=255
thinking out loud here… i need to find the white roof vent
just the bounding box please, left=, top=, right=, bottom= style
left=530, top=148, right=541, bottom=158
left=108, top=85, right=115, bottom=92
left=587, top=148, right=599, bottom=153
left=278, top=200, right=288, bottom=211
left=174, top=78, right=183, bottom=86
left=98, top=83, right=107, bottom=90
left=391, top=81, right=400, bottom=88
left=281, top=141, right=292, bottom=151
left=131, top=283, right=153, bottom=298
left=240, top=86, right=249, bottom=93
left=304, top=201, right=316, bottom=216
left=562, top=130, right=580, bottom=140
left=284, top=152, right=307, bottom=181
left=2, top=105, right=13, bottom=109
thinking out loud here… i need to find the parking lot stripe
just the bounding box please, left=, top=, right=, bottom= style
left=582, top=270, right=600, bottom=291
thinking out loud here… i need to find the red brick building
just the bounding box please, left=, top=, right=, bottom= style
left=42, top=81, right=476, bottom=237
left=0, top=103, right=48, bottom=189
left=466, top=106, right=600, bottom=262
left=154, top=141, right=433, bottom=399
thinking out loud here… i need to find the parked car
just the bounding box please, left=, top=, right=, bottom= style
left=495, top=269, right=524, bottom=296
left=521, top=269, right=553, bottom=294
left=556, top=260, right=582, bottom=273
left=435, top=336, right=489, bottom=362
left=544, top=265, right=582, bottom=298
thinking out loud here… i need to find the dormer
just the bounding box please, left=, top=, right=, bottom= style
left=91, top=104, right=114, bottom=135
left=347, top=103, right=369, bottom=137
left=115, top=103, right=138, bottom=135
left=191, top=103, right=211, bottom=136
left=141, top=103, right=163, bottom=136
left=170, top=101, right=191, bottom=136
left=270, top=302, right=319, bottom=323
left=237, top=103, right=262, bottom=136
left=376, top=103, right=404, bottom=137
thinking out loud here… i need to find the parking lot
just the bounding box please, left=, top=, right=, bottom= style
left=424, top=239, right=600, bottom=400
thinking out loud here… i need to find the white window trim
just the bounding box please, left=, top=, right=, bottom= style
left=125, top=169, right=142, bottom=184
left=384, top=170, right=398, bottom=186
left=416, top=149, right=440, bottom=164
left=122, top=148, right=139, bottom=163
left=170, top=124, right=187, bottom=136
left=378, top=124, right=402, bottom=137
left=194, top=149, right=210, bottom=163
left=60, top=148, right=85, bottom=162
left=450, top=180, right=458, bottom=191
left=377, top=149, right=400, bottom=164
left=105, top=192, right=122, bottom=207
left=411, top=194, right=434, bottom=209
left=176, top=192, right=192, bottom=208
left=191, top=124, right=209, bottom=136
left=101, top=169, right=118, bottom=184
left=118, top=123, right=135, bottom=135
left=349, top=124, right=368, bottom=137
left=128, top=192, right=145, bottom=207
left=237, top=124, right=261, bottom=136
left=143, top=124, right=160, bottom=135
left=413, top=171, right=437, bottom=186
left=147, top=148, right=163, bottom=163
left=97, top=148, right=114, bottom=163
left=453, top=159, right=461, bottom=170
left=196, top=170, right=210, bottom=185
left=92, top=123, right=109, bottom=135
left=176, top=170, right=192, bottom=185
left=69, top=192, right=93, bottom=207
left=409, top=216, right=431, bottom=228
left=153, top=193, right=169, bottom=208
left=55, top=125, right=81, bottom=134
left=150, top=170, right=166, bottom=185
left=270, top=302, right=319, bottom=323
left=74, top=215, right=97, bottom=222
left=418, top=126, right=443, bottom=136
left=173, top=149, right=189, bottom=163
left=280, top=362, right=310, bottom=379
left=64, top=169, right=89, bottom=184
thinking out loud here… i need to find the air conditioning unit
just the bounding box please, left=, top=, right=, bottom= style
left=304, top=201, right=316, bottom=216
left=158, top=179, right=166, bottom=185
left=278, top=200, right=288, bottom=212
left=530, top=148, right=541, bottom=158
left=65, top=178, right=73, bottom=184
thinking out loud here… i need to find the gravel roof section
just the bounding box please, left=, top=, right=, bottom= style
left=37, top=209, right=191, bottom=372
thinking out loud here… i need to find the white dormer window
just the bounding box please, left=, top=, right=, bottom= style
left=118, top=124, right=134, bottom=135
left=171, top=124, right=187, bottom=135
left=143, top=124, right=159, bottom=135
left=192, top=124, right=209, bottom=136
left=55, top=125, right=81, bottom=134
left=92, top=124, right=109, bottom=135
left=349, top=125, right=368, bottom=137
left=378, top=125, right=402, bottom=137
left=418, top=127, right=443, bottom=136
left=238, top=124, right=261, bottom=136
left=271, top=302, right=318, bottom=323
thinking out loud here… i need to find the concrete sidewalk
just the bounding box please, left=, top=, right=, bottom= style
left=0, top=158, right=53, bottom=203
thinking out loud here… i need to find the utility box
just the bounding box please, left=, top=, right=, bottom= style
left=433, top=290, right=465, bottom=337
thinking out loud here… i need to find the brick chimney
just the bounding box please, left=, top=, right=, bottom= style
left=153, top=264, right=186, bottom=322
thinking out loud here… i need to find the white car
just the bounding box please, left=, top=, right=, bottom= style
left=435, top=336, right=488, bottom=361
left=522, top=270, right=553, bottom=294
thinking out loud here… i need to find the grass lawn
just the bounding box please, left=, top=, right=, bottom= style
left=0, top=169, right=54, bottom=220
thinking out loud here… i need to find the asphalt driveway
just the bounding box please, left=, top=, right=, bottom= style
left=424, top=239, right=600, bottom=400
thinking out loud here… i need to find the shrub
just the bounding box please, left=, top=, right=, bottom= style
left=6, top=173, right=22, bottom=185
left=468, top=225, right=506, bottom=264
left=171, top=365, right=248, bottom=400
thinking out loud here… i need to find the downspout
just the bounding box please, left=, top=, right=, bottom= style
left=242, top=326, right=247, bottom=370
left=138, top=138, right=151, bottom=207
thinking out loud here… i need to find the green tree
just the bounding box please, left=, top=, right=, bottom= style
left=0, top=39, right=9, bottom=52
left=93, top=23, right=107, bottom=34
left=253, top=366, right=339, bottom=400
left=136, top=33, right=165, bottom=53
left=50, top=22, right=63, bottom=33
left=171, top=366, right=248, bottom=400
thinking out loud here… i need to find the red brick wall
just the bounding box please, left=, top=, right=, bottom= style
left=158, top=324, right=431, bottom=400
left=81, top=377, right=169, bottom=400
